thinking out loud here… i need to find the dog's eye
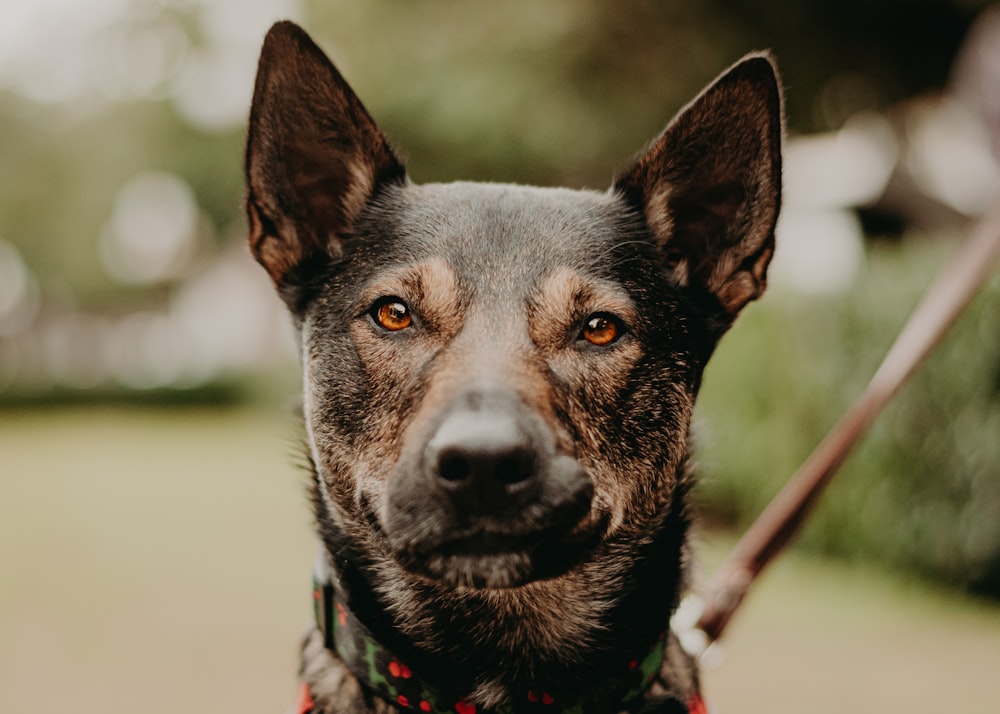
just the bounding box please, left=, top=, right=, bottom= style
left=580, top=313, right=624, bottom=346
left=370, top=297, right=413, bottom=331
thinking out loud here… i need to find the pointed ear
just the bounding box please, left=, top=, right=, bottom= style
left=614, top=53, right=783, bottom=319
left=244, top=21, right=406, bottom=290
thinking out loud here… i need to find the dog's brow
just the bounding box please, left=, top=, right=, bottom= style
left=538, top=267, right=636, bottom=317
left=356, top=258, right=463, bottom=327
left=417, top=258, right=462, bottom=309
left=528, top=267, right=637, bottom=347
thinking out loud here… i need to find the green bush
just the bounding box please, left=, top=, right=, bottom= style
left=695, top=238, right=1000, bottom=596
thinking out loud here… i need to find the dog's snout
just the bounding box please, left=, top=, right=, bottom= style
left=386, top=387, right=597, bottom=585
left=426, top=398, right=541, bottom=514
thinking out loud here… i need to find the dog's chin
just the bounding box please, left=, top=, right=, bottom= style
left=391, top=515, right=609, bottom=590
left=408, top=550, right=539, bottom=589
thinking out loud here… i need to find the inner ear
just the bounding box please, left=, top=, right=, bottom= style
left=614, top=53, right=783, bottom=320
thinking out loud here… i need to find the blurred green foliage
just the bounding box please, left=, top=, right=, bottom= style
left=0, top=99, right=245, bottom=306
left=696, top=240, right=1000, bottom=595
left=0, top=0, right=987, bottom=302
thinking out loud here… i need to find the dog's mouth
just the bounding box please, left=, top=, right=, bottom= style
left=388, top=509, right=609, bottom=590
left=368, top=465, right=607, bottom=590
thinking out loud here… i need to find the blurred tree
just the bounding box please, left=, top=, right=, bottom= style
left=0, top=0, right=989, bottom=301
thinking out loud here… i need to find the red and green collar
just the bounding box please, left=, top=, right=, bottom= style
left=305, top=568, right=705, bottom=714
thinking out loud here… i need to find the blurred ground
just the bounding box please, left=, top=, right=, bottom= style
left=1, top=405, right=997, bottom=713
left=696, top=537, right=1000, bottom=712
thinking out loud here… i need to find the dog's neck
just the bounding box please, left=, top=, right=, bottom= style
left=312, top=565, right=674, bottom=713
left=307, top=470, right=696, bottom=712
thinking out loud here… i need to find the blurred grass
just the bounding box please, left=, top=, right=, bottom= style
left=1, top=405, right=999, bottom=713
left=0, top=405, right=315, bottom=713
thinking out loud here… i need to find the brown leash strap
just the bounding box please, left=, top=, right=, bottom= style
left=695, top=198, right=1000, bottom=645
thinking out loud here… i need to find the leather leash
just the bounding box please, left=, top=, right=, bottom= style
left=692, top=197, right=1000, bottom=648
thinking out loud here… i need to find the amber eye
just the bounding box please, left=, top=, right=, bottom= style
left=371, top=297, right=412, bottom=331
left=580, top=313, right=624, bottom=346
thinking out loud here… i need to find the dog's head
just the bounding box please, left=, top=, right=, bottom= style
left=245, top=22, right=781, bottom=591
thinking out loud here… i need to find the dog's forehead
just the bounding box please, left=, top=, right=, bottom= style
left=391, top=181, right=629, bottom=277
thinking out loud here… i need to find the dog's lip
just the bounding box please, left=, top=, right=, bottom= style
left=398, top=508, right=609, bottom=559
left=431, top=530, right=543, bottom=557
left=420, top=524, right=566, bottom=557
left=393, top=509, right=611, bottom=589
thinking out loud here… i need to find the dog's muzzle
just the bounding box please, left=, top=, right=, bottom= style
left=382, top=389, right=599, bottom=589
left=426, top=395, right=543, bottom=515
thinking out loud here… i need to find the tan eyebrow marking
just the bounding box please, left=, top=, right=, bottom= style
left=527, top=266, right=637, bottom=350
left=357, top=257, right=465, bottom=338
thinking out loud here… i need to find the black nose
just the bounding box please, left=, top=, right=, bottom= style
left=425, top=396, right=540, bottom=515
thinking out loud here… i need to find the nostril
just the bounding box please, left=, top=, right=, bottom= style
left=438, top=451, right=472, bottom=483
left=496, top=453, right=534, bottom=485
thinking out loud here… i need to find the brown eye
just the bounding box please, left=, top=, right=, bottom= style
left=581, top=313, right=624, bottom=346
left=371, top=298, right=412, bottom=331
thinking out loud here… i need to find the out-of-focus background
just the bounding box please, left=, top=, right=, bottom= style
left=1, top=1, right=999, bottom=712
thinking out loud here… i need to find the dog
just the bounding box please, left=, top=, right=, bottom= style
left=244, top=21, right=782, bottom=714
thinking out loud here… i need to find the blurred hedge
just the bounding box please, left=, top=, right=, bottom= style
left=695, top=237, right=1000, bottom=596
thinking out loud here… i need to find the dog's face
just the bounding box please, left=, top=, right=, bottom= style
left=245, top=23, right=782, bottom=591
left=297, top=183, right=702, bottom=590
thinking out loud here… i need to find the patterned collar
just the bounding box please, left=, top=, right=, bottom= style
left=296, top=683, right=708, bottom=714
left=307, top=566, right=692, bottom=714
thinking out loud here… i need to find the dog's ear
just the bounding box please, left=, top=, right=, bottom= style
left=244, top=21, right=406, bottom=290
left=615, top=53, right=783, bottom=319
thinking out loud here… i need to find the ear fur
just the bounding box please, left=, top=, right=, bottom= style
left=244, top=21, right=406, bottom=291
left=614, top=53, right=783, bottom=319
